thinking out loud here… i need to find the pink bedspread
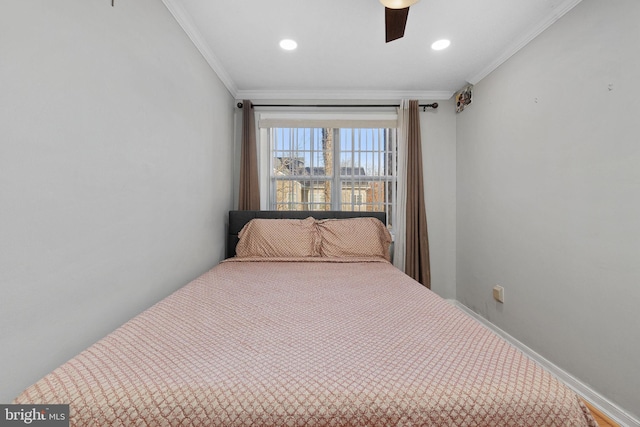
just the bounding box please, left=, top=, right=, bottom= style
left=15, top=259, right=597, bottom=426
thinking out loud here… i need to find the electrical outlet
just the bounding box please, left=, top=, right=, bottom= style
left=493, top=285, right=504, bottom=303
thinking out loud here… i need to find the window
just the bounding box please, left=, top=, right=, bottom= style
left=261, top=118, right=397, bottom=230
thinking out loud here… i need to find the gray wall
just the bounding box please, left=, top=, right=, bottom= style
left=422, top=100, right=457, bottom=300
left=456, top=0, right=640, bottom=416
left=0, top=0, right=234, bottom=402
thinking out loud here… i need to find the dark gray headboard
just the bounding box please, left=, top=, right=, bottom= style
left=227, top=210, right=387, bottom=258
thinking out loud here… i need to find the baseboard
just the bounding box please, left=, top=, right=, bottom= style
left=446, top=299, right=640, bottom=427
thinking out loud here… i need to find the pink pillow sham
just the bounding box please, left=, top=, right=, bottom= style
left=316, top=217, right=392, bottom=261
left=235, top=217, right=320, bottom=258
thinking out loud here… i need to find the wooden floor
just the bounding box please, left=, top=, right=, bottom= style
left=583, top=400, right=619, bottom=427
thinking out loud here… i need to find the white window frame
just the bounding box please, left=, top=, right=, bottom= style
left=257, top=111, right=399, bottom=231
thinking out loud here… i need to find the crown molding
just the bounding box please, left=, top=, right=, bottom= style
left=235, top=89, right=454, bottom=102
left=467, top=0, right=583, bottom=85
left=161, top=0, right=238, bottom=97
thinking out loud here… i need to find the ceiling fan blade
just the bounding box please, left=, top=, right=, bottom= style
left=385, top=6, right=410, bottom=43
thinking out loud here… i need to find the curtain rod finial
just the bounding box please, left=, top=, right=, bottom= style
left=237, top=102, right=244, bottom=108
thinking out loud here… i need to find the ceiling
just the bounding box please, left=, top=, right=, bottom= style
left=162, top=0, right=582, bottom=101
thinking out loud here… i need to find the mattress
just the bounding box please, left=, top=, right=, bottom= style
left=14, top=257, right=597, bottom=426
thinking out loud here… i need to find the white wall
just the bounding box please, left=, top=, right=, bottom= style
left=456, top=0, right=640, bottom=417
left=0, top=0, right=235, bottom=402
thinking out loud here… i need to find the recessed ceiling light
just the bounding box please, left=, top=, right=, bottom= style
left=279, top=39, right=298, bottom=51
left=379, top=0, right=419, bottom=8
left=431, top=39, right=451, bottom=51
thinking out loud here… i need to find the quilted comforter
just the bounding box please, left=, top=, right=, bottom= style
left=14, top=258, right=597, bottom=426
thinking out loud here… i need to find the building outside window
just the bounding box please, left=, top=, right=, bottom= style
left=262, top=122, right=397, bottom=231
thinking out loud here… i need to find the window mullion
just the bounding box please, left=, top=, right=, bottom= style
left=331, top=128, right=341, bottom=211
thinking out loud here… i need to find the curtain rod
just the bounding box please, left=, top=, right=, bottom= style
left=236, top=102, right=438, bottom=111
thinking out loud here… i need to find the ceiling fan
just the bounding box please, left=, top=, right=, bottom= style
left=380, top=0, right=420, bottom=43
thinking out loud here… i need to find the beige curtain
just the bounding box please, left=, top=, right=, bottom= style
left=238, top=100, right=260, bottom=210
left=405, top=100, right=431, bottom=288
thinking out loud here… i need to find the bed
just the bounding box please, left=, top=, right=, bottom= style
left=14, top=210, right=597, bottom=426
